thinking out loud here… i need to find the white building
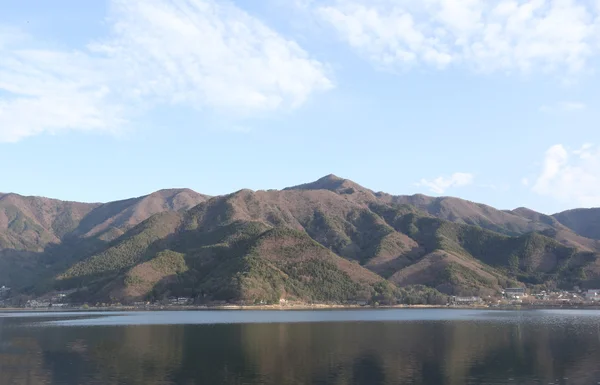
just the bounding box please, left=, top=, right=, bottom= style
left=585, top=289, right=600, bottom=301
left=451, top=296, right=482, bottom=305
left=503, top=288, right=526, bottom=299
left=0, top=286, right=11, bottom=298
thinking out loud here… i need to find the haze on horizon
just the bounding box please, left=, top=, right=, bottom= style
left=1, top=0, right=599, bottom=214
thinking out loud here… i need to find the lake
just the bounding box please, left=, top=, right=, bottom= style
left=1, top=309, right=600, bottom=384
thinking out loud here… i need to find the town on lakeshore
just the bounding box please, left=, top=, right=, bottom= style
left=2, top=285, right=600, bottom=311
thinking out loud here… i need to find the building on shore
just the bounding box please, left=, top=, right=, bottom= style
left=585, top=289, right=600, bottom=301
left=503, top=288, right=526, bottom=299
left=26, top=300, right=51, bottom=308
left=51, top=293, right=68, bottom=303
left=0, top=286, right=10, bottom=298
left=168, top=297, right=191, bottom=306
left=451, top=296, right=482, bottom=305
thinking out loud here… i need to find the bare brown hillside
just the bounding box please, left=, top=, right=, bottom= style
left=284, top=176, right=596, bottom=249
left=0, top=193, right=99, bottom=250
left=0, top=189, right=208, bottom=251
left=379, top=194, right=548, bottom=235
left=71, top=188, right=209, bottom=241
left=554, top=208, right=600, bottom=241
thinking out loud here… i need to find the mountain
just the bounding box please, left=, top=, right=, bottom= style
left=553, top=208, right=600, bottom=241
left=376, top=194, right=547, bottom=236
left=510, top=207, right=600, bottom=252
left=0, top=189, right=209, bottom=293
left=69, top=188, right=209, bottom=241
left=1, top=176, right=599, bottom=305
left=0, top=189, right=209, bottom=247
left=0, top=192, right=98, bottom=250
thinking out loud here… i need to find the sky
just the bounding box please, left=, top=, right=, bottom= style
left=1, top=0, right=599, bottom=214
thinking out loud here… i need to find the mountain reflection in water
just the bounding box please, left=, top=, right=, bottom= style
left=0, top=310, right=599, bottom=385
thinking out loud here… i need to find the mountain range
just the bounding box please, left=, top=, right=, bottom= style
left=1, top=175, right=599, bottom=305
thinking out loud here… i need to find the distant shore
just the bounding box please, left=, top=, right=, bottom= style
left=2, top=302, right=600, bottom=313
left=1, top=304, right=449, bottom=312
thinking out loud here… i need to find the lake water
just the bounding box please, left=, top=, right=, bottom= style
left=1, top=309, right=600, bottom=385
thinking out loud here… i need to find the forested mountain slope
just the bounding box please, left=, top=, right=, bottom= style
left=1, top=176, right=599, bottom=304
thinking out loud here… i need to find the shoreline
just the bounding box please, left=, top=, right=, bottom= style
left=0, top=304, right=450, bottom=312
left=2, top=303, right=600, bottom=312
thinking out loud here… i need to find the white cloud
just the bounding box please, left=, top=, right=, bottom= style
left=0, top=0, right=332, bottom=143
left=416, top=172, right=474, bottom=194
left=531, top=143, right=600, bottom=207
left=560, top=101, right=587, bottom=111
left=0, top=50, right=126, bottom=142
left=539, top=101, right=587, bottom=112
left=314, top=0, right=600, bottom=74
left=479, top=183, right=510, bottom=192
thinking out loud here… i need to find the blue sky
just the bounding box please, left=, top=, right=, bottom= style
left=1, top=0, right=599, bottom=214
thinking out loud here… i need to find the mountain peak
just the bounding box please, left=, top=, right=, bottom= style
left=319, top=174, right=343, bottom=181
left=283, top=174, right=372, bottom=196
left=147, top=188, right=206, bottom=199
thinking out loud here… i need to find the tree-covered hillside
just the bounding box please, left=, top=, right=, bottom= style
left=1, top=176, right=599, bottom=305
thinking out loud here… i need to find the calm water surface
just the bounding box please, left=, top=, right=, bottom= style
left=1, top=309, right=600, bottom=385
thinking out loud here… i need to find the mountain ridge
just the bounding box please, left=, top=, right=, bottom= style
left=1, top=175, right=599, bottom=305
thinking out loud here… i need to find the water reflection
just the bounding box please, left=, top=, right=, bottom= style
left=0, top=312, right=600, bottom=384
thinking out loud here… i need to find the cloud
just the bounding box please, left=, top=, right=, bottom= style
left=313, top=0, right=600, bottom=74
left=531, top=143, right=600, bottom=207
left=0, top=0, right=332, bottom=143
left=416, top=172, right=474, bottom=194
left=0, top=50, right=127, bottom=142
left=560, top=101, right=587, bottom=111
left=478, top=183, right=510, bottom=192
left=539, top=101, right=587, bottom=112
